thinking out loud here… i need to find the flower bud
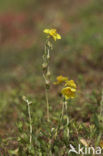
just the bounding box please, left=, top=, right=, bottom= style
left=42, top=63, right=47, bottom=70
left=46, top=80, right=50, bottom=89
left=47, top=41, right=53, bottom=50
left=46, top=70, right=51, bottom=78
left=47, top=53, right=50, bottom=60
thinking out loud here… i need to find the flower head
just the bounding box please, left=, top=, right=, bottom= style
left=61, top=87, right=76, bottom=100
left=54, top=75, right=68, bottom=85
left=43, top=29, right=61, bottom=41
left=61, top=79, right=77, bottom=100
left=65, top=80, right=77, bottom=89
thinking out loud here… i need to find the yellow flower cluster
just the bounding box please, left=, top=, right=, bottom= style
left=54, top=75, right=68, bottom=85
left=61, top=86, right=76, bottom=100
left=54, top=75, right=77, bottom=100
left=43, top=29, right=61, bottom=41
left=65, top=80, right=76, bottom=89
left=62, top=79, right=76, bottom=100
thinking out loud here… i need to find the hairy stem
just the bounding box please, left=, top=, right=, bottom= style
left=42, top=43, right=51, bottom=122
left=61, top=98, right=69, bottom=138
left=45, top=88, right=50, bottom=122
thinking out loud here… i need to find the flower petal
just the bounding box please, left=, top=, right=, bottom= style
left=56, top=34, right=61, bottom=39
left=43, top=29, right=50, bottom=34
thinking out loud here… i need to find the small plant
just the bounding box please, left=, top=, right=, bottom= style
left=22, top=96, right=32, bottom=145
left=16, top=96, right=35, bottom=155
left=61, top=79, right=77, bottom=138
left=42, top=29, right=61, bottom=121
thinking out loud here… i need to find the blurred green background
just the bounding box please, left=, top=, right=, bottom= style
left=0, top=0, right=102, bottom=89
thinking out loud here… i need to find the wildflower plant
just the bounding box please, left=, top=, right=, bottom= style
left=54, top=76, right=77, bottom=138
left=15, top=29, right=78, bottom=155
left=61, top=79, right=77, bottom=138
left=43, top=28, right=61, bottom=121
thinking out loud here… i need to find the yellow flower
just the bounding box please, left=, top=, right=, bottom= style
left=65, top=80, right=77, bottom=89
left=61, top=87, right=76, bottom=100
left=54, top=75, right=68, bottom=85
left=43, top=29, right=61, bottom=41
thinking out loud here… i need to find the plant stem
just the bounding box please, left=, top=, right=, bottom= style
left=45, top=88, right=50, bottom=122
left=42, top=42, right=51, bottom=122
left=62, top=102, right=64, bottom=117
left=65, top=100, right=69, bottom=138
left=27, top=102, right=32, bottom=145
left=62, top=98, right=69, bottom=138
